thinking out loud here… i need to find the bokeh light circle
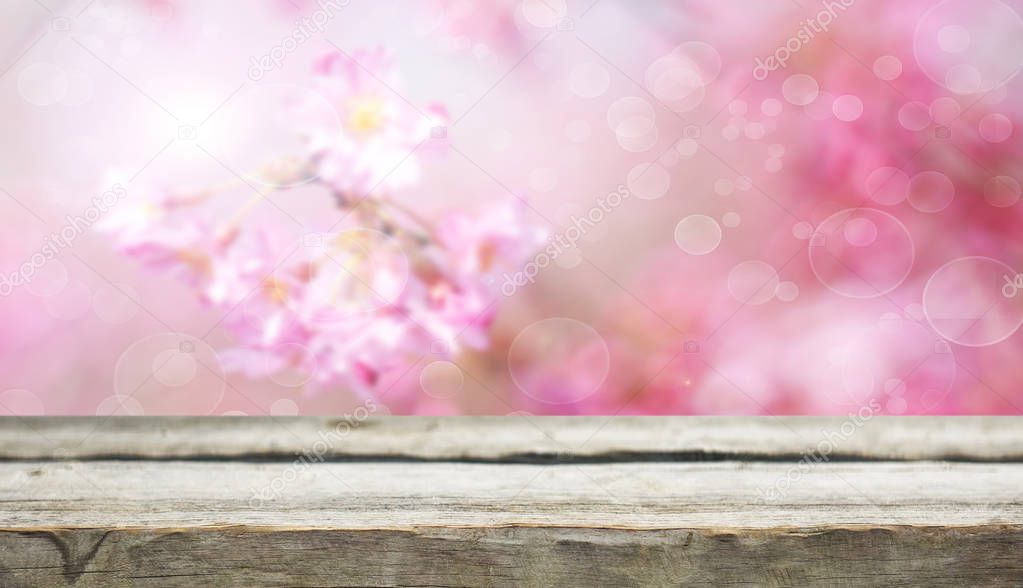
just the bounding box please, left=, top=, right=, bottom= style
left=914, top=0, right=1023, bottom=94
left=898, top=101, right=932, bottom=131
left=521, top=0, right=568, bottom=28
left=938, top=25, right=971, bottom=53
left=714, top=178, right=734, bottom=196
left=984, top=176, right=1021, bottom=207
left=152, top=349, right=198, bottom=387
left=270, top=398, right=300, bottom=416
left=761, top=98, right=783, bottom=116
left=923, top=256, right=1023, bottom=347
left=645, top=42, right=720, bottom=112
left=607, top=96, right=658, bottom=152
left=508, top=318, right=610, bottom=404
left=626, top=162, right=670, bottom=200
left=832, top=95, right=864, bottom=121
left=873, top=55, right=903, bottom=80
left=843, top=217, right=878, bottom=246
left=866, top=167, right=910, bottom=205
left=18, top=63, right=68, bottom=106
left=420, top=361, right=464, bottom=399
left=675, top=138, right=699, bottom=158
left=674, top=215, right=722, bottom=255
left=95, top=395, right=144, bottom=416
left=792, top=221, right=814, bottom=240
left=809, top=208, right=915, bottom=298
left=114, top=333, right=225, bottom=414
left=25, top=259, right=69, bottom=297
left=782, top=74, right=819, bottom=106
left=607, top=97, right=654, bottom=131
left=0, top=389, right=44, bottom=416
left=908, top=171, right=956, bottom=213
left=979, top=113, right=1013, bottom=142
left=776, top=281, right=799, bottom=302
left=727, top=261, right=779, bottom=305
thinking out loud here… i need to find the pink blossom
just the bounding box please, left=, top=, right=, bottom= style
left=97, top=37, right=549, bottom=404
left=296, top=48, right=450, bottom=199
left=96, top=178, right=215, bottom=285
left=435, top=200, right=548, bottom=279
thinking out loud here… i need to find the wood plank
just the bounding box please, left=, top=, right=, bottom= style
left=3, top=525, right=1022, bottom=587
left=1, top=461, right=1022, bottom=528
left=2, top=416, right=1022, bottom=460
left=1, top=460, right=1023, bottom=586
left=2, top=417, right=1022, bottom=586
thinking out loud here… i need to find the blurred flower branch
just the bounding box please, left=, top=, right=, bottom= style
left=99, top=48, right=545, bottom=402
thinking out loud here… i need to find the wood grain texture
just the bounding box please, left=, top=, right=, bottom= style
left=2, top=416, right=1022, bottom=460
left=1, top=417, right=1021, bottom=587
left=2, top=460, right=1022, bottom=528
left=3, top=526, right=1022, bottom=587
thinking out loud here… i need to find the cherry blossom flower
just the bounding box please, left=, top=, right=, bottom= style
left=96, top=175, right=215, bottom=286
left=295, top=48, right=450, bottom=200
left=100, top=49, right=541, bottom=409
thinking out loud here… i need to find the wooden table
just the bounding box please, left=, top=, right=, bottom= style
left=1, top=417, right=1021, bottom=586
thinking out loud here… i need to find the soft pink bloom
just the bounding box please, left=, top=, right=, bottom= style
left=424, top=201, right=548, bottom=347
left=435, top=200, right=547, bottom=279
left=295, top=48, right=450, bottom=199
left=206, top=200, right=542, bottom=401
left=97, top=45, right=553, bottom=411
left=203, top=228, right=287, bottom=307
left=96, top=179, right=215, bottom=285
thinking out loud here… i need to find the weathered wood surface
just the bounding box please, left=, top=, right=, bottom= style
left=2, top=416, right=1022, bottom=460
left=1, top=417, right=1022, bottom=587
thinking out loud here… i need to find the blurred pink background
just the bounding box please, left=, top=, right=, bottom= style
left=2, top=0, right=1023, bottom=415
